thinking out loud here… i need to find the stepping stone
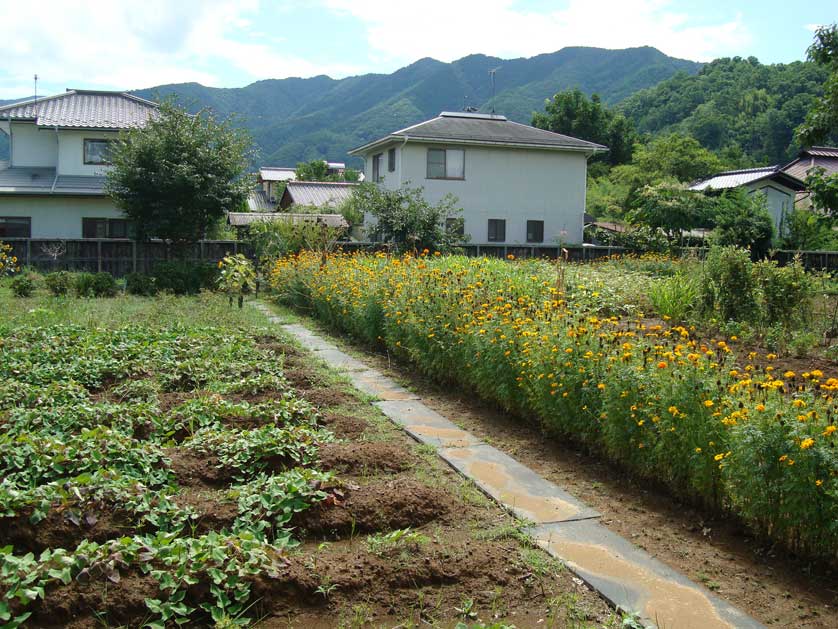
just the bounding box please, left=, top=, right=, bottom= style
left=375, top=400, right=481, bottom=448
left=279, top=324, right=340, bottom=352
left=529, top=520, right=764, bottom=629
left=313, top=348, right=369, bottom=372
left=347, top=369, right=420, bottom=401
left=439, top=444, right=599, bottom=524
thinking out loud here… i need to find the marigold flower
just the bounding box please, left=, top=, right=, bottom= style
left=657, top=361, right=667, bottom=369
left=703, top=400, right=714, bottom=408
left=800, top=438, right=814, bottom=450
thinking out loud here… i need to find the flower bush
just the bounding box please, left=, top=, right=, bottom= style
left=271, top=251, right=838, bottom=560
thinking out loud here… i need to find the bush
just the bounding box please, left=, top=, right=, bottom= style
left=152, top=262, right=217, bottom=295
left=10, top=272, right=36, bottom=297
left=44, top=271, right=71, bottom=296
left=700, top=246, right=758, bottom=323
left=125, top=272, right=158, bottom=296
left=648, top=273, right=699, bottom=321
left=753, top=257, right=812, bottom=328
left=74, top=272, right=117, bottom=297
left=73, top=272, right=96, bottom=297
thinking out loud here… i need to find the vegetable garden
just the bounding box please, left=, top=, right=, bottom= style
left=0, top=291, right=617, bottom=628
left=271, top=251, right=838, bottom=563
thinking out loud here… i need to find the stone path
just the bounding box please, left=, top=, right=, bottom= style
left=254, top=303, right=764, bottom=629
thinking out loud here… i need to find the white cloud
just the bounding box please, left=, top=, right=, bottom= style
left=323, top=0, right=751, bottom=65
left=0, top=0, right=358, bottom=98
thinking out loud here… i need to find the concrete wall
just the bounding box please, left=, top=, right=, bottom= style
left=362, top=142, right=588, bottom=244
left=748, top=183, right=794, bottom=235
left=57, top=130, right=117, bottom=176
left=0, top=196, right=124, bottom=238
left=10, top=123, right=57, bottom=168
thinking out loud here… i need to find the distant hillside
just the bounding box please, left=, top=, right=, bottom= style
left=133, top=46, right=701, bottom=167
left=619, top=57, right=831, bottom=164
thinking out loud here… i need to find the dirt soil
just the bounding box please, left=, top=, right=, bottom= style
left=15, top=332, right=619, bottom=628
left=349, top=338, right=838, bottom=628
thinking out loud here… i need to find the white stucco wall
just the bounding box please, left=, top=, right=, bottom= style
left=10, top=123, right=57, bottom=168
left=57, top=130, right=117, bottom=176
left=0, top=196, right=124, bottom=238
left=362, top=142, right=587, bottom=244
left=747, top=183, right=794, bottom=235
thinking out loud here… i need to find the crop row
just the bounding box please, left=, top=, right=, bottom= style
left=271, top=251, right=838, bottom=560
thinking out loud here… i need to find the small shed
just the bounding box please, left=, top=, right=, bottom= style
left=279, top=181, right=357, bottom=210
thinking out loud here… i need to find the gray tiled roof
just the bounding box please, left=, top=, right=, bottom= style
left=690, top=166, right=805, bottom=192
left=280, top=181, right=356, bottom=209
left=0, top=167, right=106, bottom=195
left=350, top=111, right=608, bottom=154
left=246, top=190, right=275, bottom=212
left=227, top=212, right=348, bottom=228
left=782, top=147, right=838, bottom=180
left=258, top=167, right=297, bottom=182
left=0, top=90, right=158, bottom=129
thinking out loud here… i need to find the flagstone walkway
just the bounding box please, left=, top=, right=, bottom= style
left=254, top=303, right=764, bottom=629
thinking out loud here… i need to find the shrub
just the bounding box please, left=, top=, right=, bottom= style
left=152, top=262, right=217, bottom=295
left=91, top=272, right=118, bottom=297
left=10, top=272, right=36, bottom=297
left=73, top=272, right=96, bottom=297
left=700, top=246, right=758, bottom=323
left=44, top=271, right=71, bottom=296
left=125, top=272, right=157, bottom=296
left=648, top=273, right=699, bottom=321
left=753, top=257, right=812, bottom=328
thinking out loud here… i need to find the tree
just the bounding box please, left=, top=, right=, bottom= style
left=711, top=188, right=774, bottom=258
left=628, top=183, right=714, bottom=242
left=295, top=159, right=360, bottom=182
left=350, top=183, right=464, bottom=252
left=806, top=166, right=838, bottom=214
left=106, top=100, right=253, bottom=243
left=532, top=89, right=637, bottom=165
left=796, top=23, right=838, bottom=146
left=632, top=133, right=724, bottom=183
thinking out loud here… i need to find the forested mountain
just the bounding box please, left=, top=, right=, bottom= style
left=132, top=46, right=700, bottom=166
left=619, top=57, right=831, bottom=165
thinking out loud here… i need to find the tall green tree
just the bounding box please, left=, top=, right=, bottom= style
left=797, top=23, right=838, bottom=146
left=532, top=89, right=637, bottom=165
left=106, top=100, right=253, bottom=243
left=295, top=159, right=360, bottom=182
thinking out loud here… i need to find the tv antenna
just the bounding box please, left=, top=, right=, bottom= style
left=488, top=66, right=501, bottom=114
left=33, top=74, right=38, bottom=101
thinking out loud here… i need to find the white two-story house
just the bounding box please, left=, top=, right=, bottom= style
left=348, top=111, right=606, bottom=245
left=0, top=89, right=158, bottom=239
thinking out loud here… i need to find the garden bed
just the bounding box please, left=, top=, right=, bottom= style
left=0, top=292, right=618, bottom=628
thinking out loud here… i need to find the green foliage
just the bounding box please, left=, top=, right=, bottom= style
left=632, top=133, right=725, bottom=183
left=0, top=241, right=18, bottom=278
left=151, top=261, right=218, bottom=295
left=216, top=253, right=256, bottom=307
left=44, top=271, right=71, bottom=297
left=700, top=246, right=759, bottom=323
left=797, top=24, right=838, bottom=146
left=353, top=182, right=465, bottom=252
left=628, top=183, right=714, bottom=240
left=72, top=271, right=118, bottom=298
left=294, top=159, right=359, bottom=182
left=805, top=166, right=838, bottom=215
left=710, top=189, right=774, bottom=257
left=753, top=257, right=812, bottom=328
left=105, top=99, right=254, bottom=243
left=647, top=273, right=699, bottom=321
left=365, top=528, right=429, bottom=556
left=781, top=208, right=838, bottom=250
left=532, top=89, right=637, bottom=165
left=248, top=218, right=346, bottom=261
left=125, top=272, right=158, bottom=296
left=10, top=273, right=36, bottom=298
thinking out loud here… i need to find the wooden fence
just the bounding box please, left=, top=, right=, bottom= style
left=2, top=238, right=251, bottom=277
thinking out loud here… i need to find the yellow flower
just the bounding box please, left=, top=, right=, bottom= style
left=816, top=479, right=823, bottom=487
left=756, top=404, right=765, bottom=412
left=792, top=399, right=806, bottom=408
left=800, top=438, right=814, bottom=450
left=703, top=400, right=714, bottom=408
left=714, top=453, right=724, bottom=461
left=823, top=425, right=836, bottom=436
left=694, top=447, right=702, bottom=453
left=784, top=370, right=795, bottom=379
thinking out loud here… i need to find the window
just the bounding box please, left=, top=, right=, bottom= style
left=372, top=153, right=382, bottom=182
left=388, top=148, right=396, bottom=172
left=82, top=218, right=130, bottom=239
left=426, top=148, right=465, bottom=179
left=0, top=217, right=31, bottom=238
left=445, top=217, right=464, bottom=238
left=526, top=220, right=544, bottom=243
left=488, top=219, right=506, bottom=242
left=83, top=139, right=115, bottom=165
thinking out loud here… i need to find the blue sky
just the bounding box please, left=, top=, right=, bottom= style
left=0, top=0, right=834, bottom=99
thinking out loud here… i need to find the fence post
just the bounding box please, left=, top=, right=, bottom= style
left=97, top=240, right=102, bottom=273
left=25, top=239, right=31, bottom=267
left=132, top=241, right=137, bottom=273
left=199, top=241, right=205, bottom=262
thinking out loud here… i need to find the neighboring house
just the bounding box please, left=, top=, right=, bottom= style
left=279, top=181, right=356, bottom=210
left=257, top=167, right=296, bottom=204
left=689, top=166, right=806, bottom=233
left=781, top=146, right=838, bottom=211
left=0, top=89, right=158, bottom=239
left=348, top=111, right=607, bottom=245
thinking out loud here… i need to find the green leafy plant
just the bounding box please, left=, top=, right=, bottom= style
left=44, top=271, right=71, bottom=296
left=216, top=253, right=256, bottom=308
left=365, top=528, right=429, bottom=556
left=10, top=273, right=36, bottom=298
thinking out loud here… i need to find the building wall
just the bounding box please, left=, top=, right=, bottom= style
left=363, top=142, right=588, bottom=244
left=57, top=130, right=117, bottom=176
left=10, top=123, right=57, bottom=168
left=0, top=196, right=124, bottom=238
left=748, top=182, right=794, bottom=235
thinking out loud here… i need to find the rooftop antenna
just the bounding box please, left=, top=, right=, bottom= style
left=488, top=66, right=501, bottom=114
left=33, top=74, right=38, bottom=101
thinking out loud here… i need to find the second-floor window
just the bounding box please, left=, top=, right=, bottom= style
left=427, top=148, right=465, bottom=180
left=83, top=139, right=115, bottom=165
left=372, top=153, right=383, bottom=182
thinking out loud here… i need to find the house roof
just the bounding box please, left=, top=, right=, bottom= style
left=350, top=111, right=608, bottom=155
left=689, top=165, right=806, bottom=192
left=280, top=181, right=356, bottom=208
left=246, top=189, right=274, bottom=212
left=0, top=89, right=158, bottom=129
left=258, top=167, right=297, bottom=182
left=0, top=167, right=106, bottom=195
left=781, top=146, right=838, bottom=181
left=227, top=212, right=348, bottom=229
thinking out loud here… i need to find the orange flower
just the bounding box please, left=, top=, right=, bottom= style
left=657, top=361, right=667, bottom=369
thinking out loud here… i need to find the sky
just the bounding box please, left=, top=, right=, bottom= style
left=0, top=0, right=834, bottom=99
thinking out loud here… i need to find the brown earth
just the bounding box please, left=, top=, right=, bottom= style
left=317, top=441, right=414, bottom=475
left=348, top=338, right=838, bottom=628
